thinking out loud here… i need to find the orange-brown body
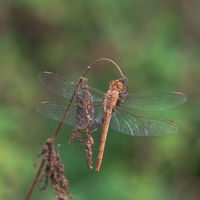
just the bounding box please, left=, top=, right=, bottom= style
left=96, top=80, right=123, bottom=171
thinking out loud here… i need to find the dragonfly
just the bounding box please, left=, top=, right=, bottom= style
left=37, top=71, right=187, bottom=171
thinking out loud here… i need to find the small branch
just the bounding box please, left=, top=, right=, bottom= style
left=25, top=159, right=45, bottom=200
left=86, top=58, right=126, bottom=78
left=25, top=67, right=90, bottom=200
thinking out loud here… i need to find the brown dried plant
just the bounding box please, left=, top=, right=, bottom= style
left=34, top=138, right=74, bottom=200
left=33, top=77, right=94, bottom=199
left=68, top=77, right=94, bottom=169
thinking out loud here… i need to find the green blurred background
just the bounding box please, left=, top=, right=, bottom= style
left=1, top=0, right=200, bottom=199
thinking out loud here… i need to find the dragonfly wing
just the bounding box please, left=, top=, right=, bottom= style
left=38, top=72, right=76, bottom=99
left=36, top=101, right=104, bottom=127
left=37, top=101, right=77, bottom=126
left=122, top=92, right=187, bottom=111
left=38, top=72, right=105, bottom=102
left=110, top=107, right=178, bottom=136
left=88, top=88, right=105, bottom=102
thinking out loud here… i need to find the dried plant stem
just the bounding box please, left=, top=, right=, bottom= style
left=25, top=67, right=89, bottom=200
left=25, top=159, right=45, bottom=200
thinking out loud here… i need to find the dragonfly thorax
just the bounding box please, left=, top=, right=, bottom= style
left=103, top=87, right=119, bottom=112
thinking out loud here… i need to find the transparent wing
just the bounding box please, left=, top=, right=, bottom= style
left=122, top=92, right=187, bottom=111
left=38, top=72, right=105, bottom=102
left=36, top=101, right=104, bottom=126
left=110, top=107, right=178, bottom=136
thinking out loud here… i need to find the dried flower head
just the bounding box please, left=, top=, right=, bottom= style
left=35, top=138, right=73, bottom=200
left=68, top=77, right=94, bottom=169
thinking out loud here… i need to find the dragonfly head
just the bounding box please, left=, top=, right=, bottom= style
left=109, top=80, right=123, bottom=91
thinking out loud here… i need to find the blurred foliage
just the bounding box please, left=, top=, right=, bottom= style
left=0, top=0, right=200, bottom=199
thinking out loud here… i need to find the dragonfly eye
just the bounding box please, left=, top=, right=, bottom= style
left=109, top=81, right=115, bottom=88
left=116, top=82, right=123, bottom=91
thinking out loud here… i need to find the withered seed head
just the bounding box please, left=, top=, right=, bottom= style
left=68, top=77, right=94, bottom=169
left=35, top=138, right=74, bottom=200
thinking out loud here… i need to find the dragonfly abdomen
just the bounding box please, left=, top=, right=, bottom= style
left=96, top=110, right=112, bottom=171
left=96, top=84, right=120, bottom=171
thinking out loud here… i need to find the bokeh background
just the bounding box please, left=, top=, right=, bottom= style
left=1, top=0, right=200, bottom=200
